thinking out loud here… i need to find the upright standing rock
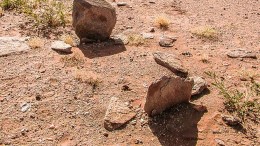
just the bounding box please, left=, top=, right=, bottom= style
left=72, top=0, right=117, bottom=41
left=144, top=76, right=194, bottom=116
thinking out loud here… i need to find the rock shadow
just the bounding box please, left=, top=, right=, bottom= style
left=191, top=88, right=211, bottom=101
left=77, top=39, right=126, bottom=59
left=148, top=103, right=205, bottom=146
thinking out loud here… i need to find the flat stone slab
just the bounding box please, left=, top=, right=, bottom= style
left=227, top=49, right=257, bottom=59
left=153, top=52, right=188, bottom=77
left=104, top=97, right=136, bottom=131
left=191, top=76, right=208, bottom=96
left=0, top=37, right=30, bottom=57
left=51, top=41, right=72, bottom=53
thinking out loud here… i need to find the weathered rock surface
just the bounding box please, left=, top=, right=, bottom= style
left=144, top=76, right=194, bottom=116
left=153, top=52, right=188, bottom=76
left=72, top=0, right=117, bottom=41
left=159, top=36, right=177, bottom=47
left=222, top=115, right=241, bottom=126
left=191, top=76, right=208, bottom=96
left=227, top=49, right=257, bottom=59
left=104, top=97, right=136, bottom=131
left=0, top=37, right=30, bottom=57
left=51, top=41, right=72, bottom=53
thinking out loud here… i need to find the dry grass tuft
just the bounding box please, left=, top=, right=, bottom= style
left=0, top=7, right=3, bottom=17
left=128, top=34, right=145, bottom=46
left=155, top=16, right=170, bottom=30
left=28, top=37, right=45, bottom=49
left=60, top=34, right=75, bottom=46
left=191, top=26, right=218, bottom=40
left=74, top=69, right=102, bottom=91
left=61, top=52, right=84, bottom=67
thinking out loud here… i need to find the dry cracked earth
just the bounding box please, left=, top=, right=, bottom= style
left=0, top=0, right=259, bottom=146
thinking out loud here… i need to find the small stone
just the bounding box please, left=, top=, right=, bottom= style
left=144, top=76, right=193, bottom=116
left=153, top=52, right=188, bottom=77
left=21, top=102, right=31, bottom=112
left=113, top=34, right=129, bottom=45
left=191, top=76, right=208, bottom=96
left=227, top=49, right=257, bottom=59
left=149, top=27, right=155, bottom=32
left=51, top=41, right=72, bottom=53
left=103, top=132, right=109, bottom=137
left=222, top=115, right=241, bottom=126
left=215, top=138, right=225, bottom=146
left=49, top=124, right=55, bottom=129
left=159, top=36, right=177, bottom=47
left=117, top=2, right=127, bottom=6
left=104, top=97, right=136, bottom=131
left=141, top=33, right=154, bottom=39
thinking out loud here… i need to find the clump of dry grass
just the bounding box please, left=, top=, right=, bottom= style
left=201, top=54, right=210, bottom=63
left=155, top=16, right=170, bottom=30
left=74, top=69, right=102, bottom=91
left=61, top=52, right=84, bottom=67
left=27, top=37, right=44, bottom=49
left=191, top=26, right=218, bottom=40
left=0, top=7, right=3, bottom=17
left=128, top=34, right=145, bottom=46
left=60, top=34, right=75, bottom=46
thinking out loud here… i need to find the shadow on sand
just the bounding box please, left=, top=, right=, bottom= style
left=148, top=103, right=205, bottom=146
left=77, top=39, right=126, bottom=59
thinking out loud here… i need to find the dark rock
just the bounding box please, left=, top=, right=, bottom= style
left=73, top=0, right=116, bottom=41
left=144, top=76, right=193, bottom=116
left=153, top=52, right=188, bottom=77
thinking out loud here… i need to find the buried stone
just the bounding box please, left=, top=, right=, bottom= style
left=104, top=97, right=136, bottom=131
left=144, top=75, right=194, bottom=116
left=73, top=0, right=117, bottom=42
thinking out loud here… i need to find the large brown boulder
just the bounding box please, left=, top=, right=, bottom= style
left=72, top=0, right=116, bottom=41
left=144, top=76, right=194, bottom=116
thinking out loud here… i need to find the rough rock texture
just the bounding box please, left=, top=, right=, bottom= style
left=191, top=76, right=208, bottom=96
left=227, top=49, right=257, bottom=59
left=153, top=52, right=188, bottom=76
left=159, top=36, right=177, bottom=47
left=0, top=37, right=30, bottom=57
left=144, top=76, right=194, bottom=116
left=72, top=0, right=117, bottom=41
left=51, top=41, right=72, bottom=53
left=104, top=97, right=136, bottom=131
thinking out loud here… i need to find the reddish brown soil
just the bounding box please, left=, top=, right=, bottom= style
left=0, top=0, right=259, bottom=146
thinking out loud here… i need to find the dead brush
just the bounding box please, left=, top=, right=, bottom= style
left=74, top=69, right=101, bottom=91
left=27, top=37, right=44, bottom=49
left=128, top=34, right=145, bottom=46
left=155, top=15, right=170, bottom=30
left=61, top=52, right=84, bottom=67
left=60, top=34, right=75, bottom=46
left=191, top=26, right=219, bottom=40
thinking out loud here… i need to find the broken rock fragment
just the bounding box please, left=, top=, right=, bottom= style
left=0, top=37, right=30, bottom=57
left=104, top=97, right=136, bottom=131
left=144, top=76, right=194, bottom=116
left=153, top=52, right=188, bottom=76
left=51, top=41, right=72, bottom=53
left=159, top=36, right=177, bottom=47
left=191, top=76, right=208, bottom=96
left=227, top=49, right=257, bottom=59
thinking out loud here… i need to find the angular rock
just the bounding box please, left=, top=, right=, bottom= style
left=222, top=115, right=241, bottom=126
left=159, top=36, right=177, bottom=47
left=0, top=37, right=30, bottom=57
left=104, top=97, right=136, bottom=131
left=215, top=138, right=225, bottom=146
left=191, top=76, right=208, bottom=96
left=51, top=41, right=72, bottom=53
left=141, top=33, right=154, bottom=39
left=153, top=52, right=188, bottom=76
left=112, top=34, right=129, bottom=45
left=227, top=49, right=257, bottom=59
left=144, top=76, right=194, bottom=116
left=72, top=0, right=117, bottom=41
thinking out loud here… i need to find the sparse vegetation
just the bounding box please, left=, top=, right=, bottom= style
left=60, top=34, right=75, bottom=46
left=27, top=37, right=44, bottom=49
left=128, top=34, right=145, bottom=46
left=205, top=71, right=260, bottom=122
left=0, top=0, right=70, bottom=28
left=155, top=15, right=170, bottom=30
left=0, top=7, right=4, bottom=16
left=191, top=26, right=218, bottom=40
left=74, top=69, right=101, bottom=91
left=61, top=52, right=84, bottom=67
